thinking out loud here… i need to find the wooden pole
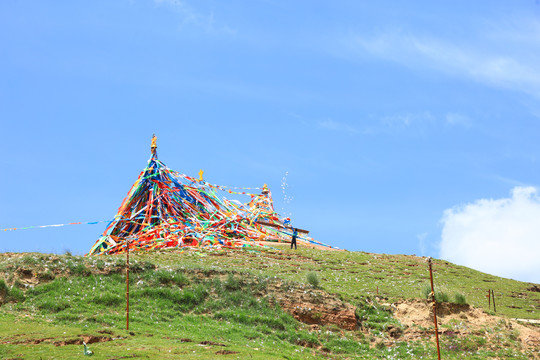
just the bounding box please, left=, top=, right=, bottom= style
left=488, top=289, right=491, bottom=310
left=492, top=289, right=496, bottom=313
left=427, top=257, right=441, bottom=360
left=254, top=220, right=309, bottom=234
left=126, top=238, right=130, bottom=331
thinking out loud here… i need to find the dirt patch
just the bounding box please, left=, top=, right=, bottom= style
left=1, top=334, right=117, bottom=347
left=82, top=334, right=114, bottom=344
left=295, top=339, right=317, bottom=348
left=6, top=337, right=54, bottom=345
left=215, top=350, right=239, bottom=355
left=53, top=338, right=82, bottom=346
left=392, top=299, right=540, bottom=351
left=393, top=300, right=495, bottom=328
left=15, top=267, right=39, bottom=285
left=386, top=324, right=403, bottom=339
left=163, top=336, right=193, bottom=342
left=54, top=335, right=113, bottom=346
left=97, top=329, right=114, bottom=335
left=269, top=283, right=358, bottom=330
left=279, top=299, right=357, bottom=330
left=527, top=285, right=540, bottom=292
left=191, top=269, right=225, bottom=279
left=518, top=326, right=540, bottom=350
left=16, top=268, right=33, bottom=279
left=510, top=292, right=528, bottom=299
left=106, top=355, right=145, bottom=360
left=294, top=340, right=330, bottom=352
left=199, top=340, right=226, bottom=346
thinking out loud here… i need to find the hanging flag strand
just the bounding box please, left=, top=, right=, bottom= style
left=2, top=220, right=109, bottom=232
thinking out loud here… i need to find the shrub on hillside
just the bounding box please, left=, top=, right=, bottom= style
left=7, top=286, right=25, bottom=303
left=454, top=293, right=467, bottom=305
left=67, top=262, right=91, bottom=276
left=224, top=273, right=241, bottom=291
left=422, top=284, right=432, bottom=299
left=38, top=270, right=56, bottom=281
left=0, top=279, right=7, bottom=294
left=306, top=272, right=320, bottom=288
left=0, top=279, right=8, bottom=303
left=421, top=284, right=449, bottom=303
left=435, top=291, right=449, bottom=303
left=21, top=255, right=38, bottom=265
left=155, top=270, right=189, bottom=287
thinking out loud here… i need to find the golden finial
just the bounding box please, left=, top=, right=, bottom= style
left=151, top=134, right=157, bottom=155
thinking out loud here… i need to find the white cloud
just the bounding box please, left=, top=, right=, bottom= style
left=381, top=111, right=434, bottom=128
left=440, top=186, right=540, bottom=283
left=318, top=119, right=358, bottom=134
left=344, top=20, right=540, bottom=99
left=154, top=0, right=236, bottom=35
left=490, top=175, right=527, bottom=187
left=361, top=111, right=470, bottom=135
left=445, top=113, right=471, bottom=127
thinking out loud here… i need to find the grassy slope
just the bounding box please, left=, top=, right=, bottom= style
left=155, top=248, right=539, bottom=318
left=0, top=248, right=538, bottom=359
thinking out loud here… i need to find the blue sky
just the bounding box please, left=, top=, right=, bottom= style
left=1, top=1, right=540, bottom=283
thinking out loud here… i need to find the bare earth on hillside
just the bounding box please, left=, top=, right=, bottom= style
left=267, top=281, right=358, bottom=330
left=392, top=299, right=540, bottom=354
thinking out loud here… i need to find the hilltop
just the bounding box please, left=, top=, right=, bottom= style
left=0, top=248, right=539, bottom=359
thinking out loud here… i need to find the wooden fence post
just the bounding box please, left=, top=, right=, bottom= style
left=126, top=238, right=130, bottom=330
left=427, top=257, right=441, bottom=360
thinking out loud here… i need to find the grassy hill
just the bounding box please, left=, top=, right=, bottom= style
left=0, top=248, right=538, bottom=359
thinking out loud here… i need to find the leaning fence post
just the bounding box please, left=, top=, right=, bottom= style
left=427, top=257, right=441, bottom=360
left=492, top=289, right=496, bottom=313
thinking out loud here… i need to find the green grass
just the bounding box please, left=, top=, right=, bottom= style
left=454, top=292, right=467, bottom=305
left=134, top=248, right=539, bottom=319
left=423, top=284, right=468, bottom=305
left=0, top=278, right=8, bottom=293
left=435, top=290, right=450, bottom=303
left=0, top=262, right=376, bottom=358
left=356, top=296, right=401, bottom=334
left=306, top=271, right=320, bottom=288
left=0, top=249, right=538, bottom=359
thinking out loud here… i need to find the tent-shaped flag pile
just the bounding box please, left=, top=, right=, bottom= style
left=87, top=136, right=336, bottom=255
